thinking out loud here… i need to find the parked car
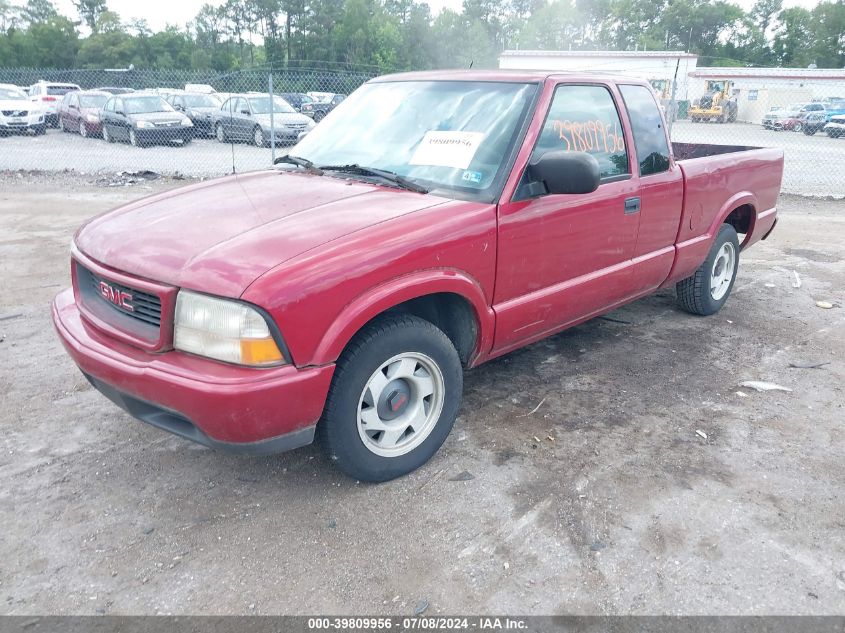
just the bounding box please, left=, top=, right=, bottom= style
left=185, top=83, right=216, bottom=94
left=213, top=94, right=314, bottom=146
left=823, top=114, right=845, bottom=138
left=100, top=93, right=193, bottom=147
left=57, top=90, right=110, bottom=138
left=166, top=92, right=222, bottom=137
left=762, top=103, right=824, bottom=130
left=279, top=92, right=315, bottom=112
left=53, top=70, right=784, bottom=481
left=0, top=83, right=46, bottom=135
left=95, top=87, right=135, bottom=95
left=28, top=81, right=80, bottom=127
left=800, top=111, right=829, bottom=136
left=300, top=93, right=346, bottom=122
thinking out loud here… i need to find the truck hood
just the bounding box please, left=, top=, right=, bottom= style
left=75, top=170, right=447, bottom=297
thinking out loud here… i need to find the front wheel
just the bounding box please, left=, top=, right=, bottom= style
left=253, top=126, right=265, bottom=147
left=79, top=122, right=88, bottom=138
left=319, top=314, right=463, bottom=482
left=129, top=128, right=142, bottom=147
left=215, top=123, right=227, bottom=143
left=676, top=223, right=740, bottom=316
left=103, top=126, right=114, bottom=143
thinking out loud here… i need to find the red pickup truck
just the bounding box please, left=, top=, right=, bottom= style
left=53, top=70, right=783, bottom=481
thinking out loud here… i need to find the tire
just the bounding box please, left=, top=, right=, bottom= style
left=79, top=122, right=88, bottom=138
left=253, top=126, right=265, bottom=147
left=215, top=123, right=227, bottom=143
left=103, top=126, right=114, bottom=143
left=58, top=117, right=66, bottom=132
left=129, top=128, right=141, bottom=147
left=676, top=223, right=740, bottom=316
left=319, top=314, right=463, bottom=482
left=803, top=127, right=816, bottom=136
left=793, top=122, right=803, bottom=133
left=313, top=111, right=325, bottom=123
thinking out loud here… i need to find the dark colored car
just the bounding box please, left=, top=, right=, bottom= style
left=96, top=87, right=136, bottom=95
left=300, top=93, right=346, bottom=122
left=166, top=92, right=222, bottom=137
left=800, top=112, right=828, bottom=136
left=100, top=94, right=194, bottom=147
left=279, top=92, right=314, bottom=112
left=58, top=90, right=110, bottom=138
left=213, top=94, right=314, bottom=147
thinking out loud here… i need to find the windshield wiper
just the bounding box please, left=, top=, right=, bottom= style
left=319, top=164, right=428, bottom=194
left=274, top=154, right=324, bottom=175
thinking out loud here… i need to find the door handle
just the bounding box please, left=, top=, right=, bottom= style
left=624, top=197, right=641, bottom=214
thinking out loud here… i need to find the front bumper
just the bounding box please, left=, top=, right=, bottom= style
left=52, top=288, right=335, bottom=454
left=0, top=115, right=45, bottom=132
left=136, top=127, right=194, bottom=143
left=263, top=128, right=306, bottom=143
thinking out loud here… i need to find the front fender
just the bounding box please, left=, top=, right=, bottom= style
left=310, top=269, right=496, bottom=368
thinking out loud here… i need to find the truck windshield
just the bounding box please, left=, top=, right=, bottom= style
left=291, top=80, right=536, bottom=198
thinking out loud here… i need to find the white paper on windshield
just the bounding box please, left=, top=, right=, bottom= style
left=410, top=131, right=485, bottom=170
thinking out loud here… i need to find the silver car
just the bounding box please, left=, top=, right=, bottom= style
left=213, top=94, right=315, bottom=147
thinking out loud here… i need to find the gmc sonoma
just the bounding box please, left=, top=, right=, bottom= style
left=53, top=71, right=784, bottom=481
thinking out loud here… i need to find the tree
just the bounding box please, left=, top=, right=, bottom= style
left=74, top=0, right=108, bottom=31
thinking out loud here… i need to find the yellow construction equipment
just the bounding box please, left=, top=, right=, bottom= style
left=689, top=80, right=738, bottom=123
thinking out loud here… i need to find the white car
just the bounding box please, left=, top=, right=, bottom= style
left=0, top=84, right=46, bottom=135
left=823, top=114, right=845, bottom=138
left=28, top=81, right=80, bottom=127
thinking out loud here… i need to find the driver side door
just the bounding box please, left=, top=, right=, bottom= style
left=493, top=82, right=642, bottom=353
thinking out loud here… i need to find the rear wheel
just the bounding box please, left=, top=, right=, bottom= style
left=676, top=223, right=740, bottom=316
left=319, top=314, right=463, bottom=482
left=803, top=127, right=816, bottom=136
left=794, top=122, right=803, bottom=133
left=313, top=111, right=325, bottom=123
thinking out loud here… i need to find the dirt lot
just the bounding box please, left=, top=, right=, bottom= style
left=1, top=174, right=844, bottom=615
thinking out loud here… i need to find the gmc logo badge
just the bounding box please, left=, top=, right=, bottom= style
left=99, top=281, right=134, bottom=312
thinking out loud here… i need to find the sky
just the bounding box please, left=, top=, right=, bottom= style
left=32, top=0, right=826, bottom=34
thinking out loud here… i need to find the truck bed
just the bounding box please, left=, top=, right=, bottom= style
left=671, top=142, right=762, bottom=161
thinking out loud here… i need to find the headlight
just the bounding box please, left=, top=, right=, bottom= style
left=86, top=113, right=99, bottom=123
left=174, top=291, right=284, bottom=366
left=306, top=118, right=315, bottom=128
left=135, top=120, right=153, bottom=129
left=181, top=117, right=193, bottom=127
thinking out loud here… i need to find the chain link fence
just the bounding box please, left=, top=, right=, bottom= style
left=1, top=68, right=843, bottom=197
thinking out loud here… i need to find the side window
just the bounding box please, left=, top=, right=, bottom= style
left=533, top=85, right=629, bottom=180
left=620, top=84, right=671, bottom=176
left=115, top=99, right=124, bottom=113
left=104, top=98, right=113, bottom=112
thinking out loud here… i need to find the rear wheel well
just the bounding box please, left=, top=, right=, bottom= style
left=377, top=293, right=479, bottom=367
left=725, top=204, right=754, bottom=244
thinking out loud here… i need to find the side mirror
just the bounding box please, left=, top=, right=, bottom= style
left=240, top=109, right=250, bottom=115
left=297, top=130, right=310, bottom=142
left=116, top=110, right=125, bottom=116
left=174, top=104, right=183, bottom=111
left=527, top=150, right=601, bottom=195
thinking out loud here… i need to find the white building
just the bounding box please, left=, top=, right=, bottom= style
left=498, top=50, right=699, bottom=99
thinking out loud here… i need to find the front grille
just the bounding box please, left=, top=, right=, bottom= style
left=2, top=110, right=28, bottom=117
left=77, top=264, right=162, bottom=328
left=154, top=121, right=182, bottom=128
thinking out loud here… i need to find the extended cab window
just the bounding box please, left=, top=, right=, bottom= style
left=533, top=85, right=629, bottom=180
left=620, top=84, right=671, bottom=176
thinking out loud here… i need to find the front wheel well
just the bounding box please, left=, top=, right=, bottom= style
left=377, top=293, right=479, bottom=367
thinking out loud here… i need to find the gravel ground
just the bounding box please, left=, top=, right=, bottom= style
left=0, top=173, right=844, bottom=615
left=0, top=120, right=843, bottom=197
